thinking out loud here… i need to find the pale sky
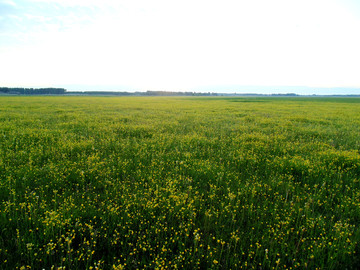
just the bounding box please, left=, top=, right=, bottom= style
left=1, top=0, right=360, bottom=94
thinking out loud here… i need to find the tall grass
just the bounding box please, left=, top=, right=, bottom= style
left=0, top=96, right=360, bottom=269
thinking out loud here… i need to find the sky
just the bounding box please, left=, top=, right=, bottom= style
left=1, top=0, right=360, bottom=94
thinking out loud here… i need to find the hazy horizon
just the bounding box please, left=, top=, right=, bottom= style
left=59, top=85, right=360, bottom=95
left=3, top=84, right=360, bottom=95
left=1, top=0, right=360, bottom=94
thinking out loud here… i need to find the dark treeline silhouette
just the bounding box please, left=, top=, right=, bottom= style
left=144, top=91, right=218, bottom=96
left=0, top=87, right=66, bottom=95
left=1, top=87, right=359, bottom=97
left=68, top=91, right=135, bottom=96
left=67, top=90, right=218, bottom=96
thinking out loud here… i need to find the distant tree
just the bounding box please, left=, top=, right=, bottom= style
left=0, top=87, right=66, bottom=95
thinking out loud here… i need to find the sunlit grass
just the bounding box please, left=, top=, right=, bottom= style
left=0, top=96, right=360, bottom=269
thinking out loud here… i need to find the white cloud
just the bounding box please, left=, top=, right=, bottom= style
left=1, top=0, right=360, bottom=91
left=0, top=0, right=17, bottom=7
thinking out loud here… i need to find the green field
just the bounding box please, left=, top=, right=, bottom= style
left=1, top=96, right=360, bottom=269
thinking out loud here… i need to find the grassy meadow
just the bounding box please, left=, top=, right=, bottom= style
left=0, top=96, right=360, bottom=269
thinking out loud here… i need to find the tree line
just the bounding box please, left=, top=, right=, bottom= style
left=0, top=87, right=66, bottom=95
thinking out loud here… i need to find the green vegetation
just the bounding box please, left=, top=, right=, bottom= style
left=0, top=87, right=66, bottom=95
left=1, top=96, right=360, bottom=269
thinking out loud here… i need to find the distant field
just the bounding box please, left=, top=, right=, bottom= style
left=1, top=96, right=360, bottom=269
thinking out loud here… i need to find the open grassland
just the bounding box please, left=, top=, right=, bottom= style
left=1, top=96, right=360, bottom=269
